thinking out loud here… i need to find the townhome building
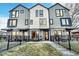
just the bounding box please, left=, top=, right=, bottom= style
left=49, top=3, right=72, bottom=41
left=3, top=3, right=72, bottom=41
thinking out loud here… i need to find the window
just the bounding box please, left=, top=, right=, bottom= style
left=36, top=10, right=38, bottom=17
left=39, top=10, right=43, bottom=17
left=20, top=10, right=24, bottom=13
left=50, top=19, right=53, bottom=25
left=39, top=18, right=47, bottom=26
left=25, top=19, right=28, bottom=25
left=8, top=19, right=17, bottom=27
left=11, top=10, right=19, bottom=18
left=60, top=18, right=71, bottom=26
left=35, top=10, right=43, bottom=17
left=30, top=20, right=33, bottom=25
left=56, top=9, right=65, bottom=17
left=12, top=20, right=17, bottom=26
left=54, top=30, right=62, bottom=35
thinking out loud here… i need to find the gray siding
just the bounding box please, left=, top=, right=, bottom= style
left=8, top=6, right=30, bottom=29
left=49, top=4, right=71, bottom=28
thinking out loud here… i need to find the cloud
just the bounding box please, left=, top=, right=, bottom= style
left=0, top=17, right=8, bottom=29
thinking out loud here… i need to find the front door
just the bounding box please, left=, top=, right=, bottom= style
left=32, top=31, right=37, bottom=40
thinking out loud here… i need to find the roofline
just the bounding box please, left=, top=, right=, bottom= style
left=9, top=3, right=69, bottom=12
left=9, top=4, right=29, bottom=12
left=49, top=3, right=69, bottom=11
left=29, top=3, right=48, bottom=9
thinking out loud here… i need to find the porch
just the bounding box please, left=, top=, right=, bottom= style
left=2, top=28, right=50, bottom=41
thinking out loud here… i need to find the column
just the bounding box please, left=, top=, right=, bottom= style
left=49, top=29, right=51, bottom=41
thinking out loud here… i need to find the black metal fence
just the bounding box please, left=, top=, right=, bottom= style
left=0, top=35, right=27, bottom=52
left=51, top=34, right=79, bottom=54
left=0, top=34, right=79, bottom=54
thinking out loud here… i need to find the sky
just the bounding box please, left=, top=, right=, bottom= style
left=0, top=3, right=54, bottom=30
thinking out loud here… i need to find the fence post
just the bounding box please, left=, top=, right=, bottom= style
left=19, top=36, right=22, bottom=45
left=68, top=31, right=71, bottom=50
left=7, top=35, right=10, bottom=50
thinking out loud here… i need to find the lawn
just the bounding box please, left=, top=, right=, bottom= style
left=60, top=41, right=79, bottom=54
left=0, top=43, right=62, bottom=56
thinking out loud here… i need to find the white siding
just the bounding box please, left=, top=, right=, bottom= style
left=30, top=5, right=49, bottom=29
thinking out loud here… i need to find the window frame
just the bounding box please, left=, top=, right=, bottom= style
left=60, top=18, right=72, bottom=26
left=39, top=10, right=43, bottom=17
left=20, top=10, right=24, bottom=13
left=11, top=10, right=19, bottom=18
left=50, top=19, right=53, bottom=25
left=35, top=10, right=44, bottom=17
left=25, top=19, right=28, bottom=25
left=8, top=19, right=17, bottom=27
left=36, top=10, right=38, bottom=17
left=55, top=9, right=65, bottom=17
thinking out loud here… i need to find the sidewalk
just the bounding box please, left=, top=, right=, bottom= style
left=49, top=42, right=77, bottom=56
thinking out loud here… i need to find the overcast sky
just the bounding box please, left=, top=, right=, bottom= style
left=0, top=3, right=54, bottom=29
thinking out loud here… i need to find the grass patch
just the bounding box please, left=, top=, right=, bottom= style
left=0, top=43, right=62, bottom=56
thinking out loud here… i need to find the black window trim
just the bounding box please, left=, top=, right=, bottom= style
left=50, top=19, right=53, bottom=25
left=60, top=18, right=72, bottom=26
left=8, top=19, right=17, bottom=27
left=20, top=10, right=24, bottom=13
left=25, top=19, right=28, bottom=25
left=55, top=9, right=65, bottom=17
left=11, top=10, right=19, bottom=18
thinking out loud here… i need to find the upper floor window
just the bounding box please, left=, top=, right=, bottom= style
left=20, top=10, right=24, bottom=13
left=8, top=19, right=17, bottom=27
left=30, top=20, right=33, bottom=25
left=36, top=10, right=43, bottom=17
left=36, top=10, right=38, bottom=17
left=11, top=10, right=19, bottom=18
left=39, top=10, right=43, bottom=17
left=55, top=9, right=65, bottom=17
left=60, top=18, right=71, bottom=26
left=50, top=19, right=53, bottom=25
left=25, top=19, right=28, bottom=25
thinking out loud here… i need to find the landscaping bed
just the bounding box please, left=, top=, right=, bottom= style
left=0, top=43, right=62, bottom=56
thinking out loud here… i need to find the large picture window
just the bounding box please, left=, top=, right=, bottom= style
left=56, top=9, right=65, bottom=17
left=11, top=10, right=19, bottom=18
left=8, top=19, right=17, bottom=27
left=60, top=18, right=71, bottom=26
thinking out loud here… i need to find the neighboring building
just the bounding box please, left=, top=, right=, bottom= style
left=65, top=3, right=79, bottom=28
left=65, top=3, right=79, bottom=34
left=3, top=3, right=72, bottom=41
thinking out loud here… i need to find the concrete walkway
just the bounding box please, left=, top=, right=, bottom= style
left=49, top=42, right=77, bottom=56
